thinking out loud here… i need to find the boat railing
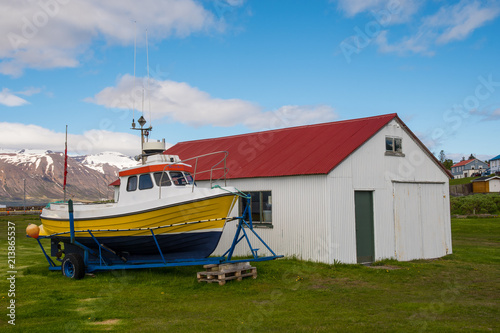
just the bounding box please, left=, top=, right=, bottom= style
left=158, top=151, right=228, bottom=197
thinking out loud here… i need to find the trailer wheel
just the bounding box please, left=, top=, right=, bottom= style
left=62, top=253, right=85, bottom=280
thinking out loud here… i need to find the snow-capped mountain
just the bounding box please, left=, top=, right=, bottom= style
left=0, top=150, right=138, bottom=205
left=73, top=151, right=138, bottom=174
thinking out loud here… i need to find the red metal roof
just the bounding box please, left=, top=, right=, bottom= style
left=451, top=159, right=475, bottom=168
left=165, top=114, right=400, bottom=180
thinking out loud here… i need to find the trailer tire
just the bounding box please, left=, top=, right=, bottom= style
left=62, top=253, right=85, bottom=280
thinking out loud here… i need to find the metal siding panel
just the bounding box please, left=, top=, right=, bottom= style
left=328, top=176, right=357, bottom=263
left=372, top=188, right=396, bottom=260
left=210, top=175, right=330, bottom=262
left=394, top=183, right=424, bottom=261
left=393, top=182, right=451, bottom=261
left=420, top=184, right=445, bottom=258
left=443, top=185, right=453, bottom=255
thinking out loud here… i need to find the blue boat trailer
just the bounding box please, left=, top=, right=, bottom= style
left=32, top=197, right=283, bottom=279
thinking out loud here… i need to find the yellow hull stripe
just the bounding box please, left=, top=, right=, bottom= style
left=40, top=195, right=235, bottom=238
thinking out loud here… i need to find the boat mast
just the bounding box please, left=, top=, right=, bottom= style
left=131, top=116, right=151, bottom=165
left=63, top=125, right=68, bottom=201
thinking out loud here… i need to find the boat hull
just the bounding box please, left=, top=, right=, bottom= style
left=53, top=231, right=223, bottom=260
left=40, top=194, right=236, bottom=257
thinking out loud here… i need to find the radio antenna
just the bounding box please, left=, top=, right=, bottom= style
left=132, top=20, right=137, bottom=125
left=146, top=28, right=152, bottom=127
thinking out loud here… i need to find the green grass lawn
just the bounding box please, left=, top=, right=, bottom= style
left=1, top=216, right=498, bottom=332
left=449, top=175, right=496, bottom=185
left=449, top=177, right=478, bottom=185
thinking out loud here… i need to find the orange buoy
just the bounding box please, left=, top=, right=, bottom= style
left=26, top=224, right=40, bottom=239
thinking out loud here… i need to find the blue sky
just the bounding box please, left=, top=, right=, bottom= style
left=0, top=0, right=499, bottom=162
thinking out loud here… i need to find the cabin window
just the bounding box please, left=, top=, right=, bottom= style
left=127, top=176, right=137, bottom=192
left=170, top=172, right=187, bottom=186
left=240, top=191, right=272, bottom=228
left=385, top=136, right=404, bottom=156
left=139, top=174, right=154, bottom=190
left=154, top=172, right=172, bottom=187
left=183, top=172, right=195, bottom=185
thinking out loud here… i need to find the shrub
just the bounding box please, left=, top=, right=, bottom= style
left=450, top=193, right=500, bottom=215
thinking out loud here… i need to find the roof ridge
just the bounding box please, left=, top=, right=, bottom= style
left=176, top=113, right=397, bottom=145
left=452, top=158, right=477, bottom=167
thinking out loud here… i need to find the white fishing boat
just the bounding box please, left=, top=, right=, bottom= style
left=37, top=116, right=238, bottom=260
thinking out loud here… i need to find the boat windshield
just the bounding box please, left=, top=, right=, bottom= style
left=170, top=171, right=188, bottom=186
left=153, top=172, right=172, bottom=187
left=183, top=172, right=195, bottom=185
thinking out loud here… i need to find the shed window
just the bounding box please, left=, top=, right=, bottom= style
left=385, top=136, right=404, bottom=156
left=126, top=176, right=137, bottom=192
left=154, top=172, right=172, bottom=187
left=240, top=191, right=272, bottom=228
left=139, top=174, right=154, bottom=190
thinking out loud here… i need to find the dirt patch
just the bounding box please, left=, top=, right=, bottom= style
left=308, top=277, right=374, bottom=289
left=367, top=265, right=401, bottom=270
left=310, top=284, right=329, bottom=290
left=91, top=319, right=120, bottom=326
left=80, top=298, right=98, bottom=302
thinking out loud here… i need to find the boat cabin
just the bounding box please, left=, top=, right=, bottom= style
left=111, top=153, right=196, bottom=204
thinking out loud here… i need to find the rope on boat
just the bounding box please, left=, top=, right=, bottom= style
left=45, top=200, right=68, bottom=208
left=43, top=217, right=234, bottom=238
left=211, top=185, right=248, bottom=198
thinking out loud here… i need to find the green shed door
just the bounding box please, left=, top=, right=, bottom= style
left=355, top=191, right=375, bottom=263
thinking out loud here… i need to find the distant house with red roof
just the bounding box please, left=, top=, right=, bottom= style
left=451, top=158, right=489, bottom=179
left=165, top=114, right=452, bottom=264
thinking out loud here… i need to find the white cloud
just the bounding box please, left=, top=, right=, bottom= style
left=337, top=0, right=500, bottom=56
left=0, top=0, right=221, bottom=77
left=430, top=1, right=500, bottom=44
left=376, top=1, right=500, bottom=55
left=0, top=88, right=29, bottom=107
left=447, top=153, right=493, bottom=163
left=16, top=86, right=42, bottom=96
left=0, top=122, right=144, bottom=156
left=86, top=74, right=339, bottom=129
left=375, top=30, right=436, bottom=56
left=244, top=105, right=339, bottom=130
left=335, top=0, right=421, bottom=23
left=470, top=105, right=500, bottom=121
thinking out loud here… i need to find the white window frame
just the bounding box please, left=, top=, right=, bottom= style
left=385, top=136, right=404, bottom=157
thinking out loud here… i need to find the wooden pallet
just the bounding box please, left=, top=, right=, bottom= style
left=197, top=262, right=257, bottom=285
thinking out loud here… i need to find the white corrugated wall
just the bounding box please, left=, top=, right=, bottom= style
left=210, top=175, right=332, bottom=262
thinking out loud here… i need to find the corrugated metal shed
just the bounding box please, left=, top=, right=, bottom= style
left=473, top=176, right=500, bottom=193
left=162, top=114, right=452, bottom=264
